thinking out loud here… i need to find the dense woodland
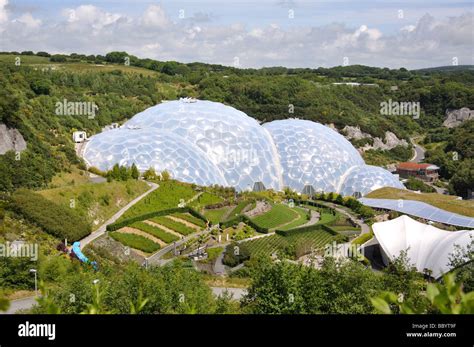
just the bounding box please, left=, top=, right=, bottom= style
left=0, top=51, right=472, bottom=195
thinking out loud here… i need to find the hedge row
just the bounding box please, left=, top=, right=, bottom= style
left=107, top=207, right=208, bottom=231
left=10, top=189, right=91, bottom=242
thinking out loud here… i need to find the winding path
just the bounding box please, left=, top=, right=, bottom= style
left=79, top=181, right=159, bottom=249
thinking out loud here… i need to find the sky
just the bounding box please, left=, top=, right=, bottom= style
left=0, top=0, right=473, bottom=69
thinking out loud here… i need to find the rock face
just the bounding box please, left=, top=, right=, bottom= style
left=342, top=125, right=408, bottom=151
left=443, top=108, right=474, bottom=128
left=0, top=124, right=27, bottom=155
left=342, top=125, right=371, bottom=140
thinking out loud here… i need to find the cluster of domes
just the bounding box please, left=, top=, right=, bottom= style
left=83, top=99, right=404, bottom=196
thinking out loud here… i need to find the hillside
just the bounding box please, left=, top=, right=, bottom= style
left=0, top=51, right=473, bottom=195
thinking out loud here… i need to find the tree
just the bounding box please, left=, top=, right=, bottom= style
left=160, top=170, right=171, bottom=181
left=143, top=167, right=157, bottom=180
left=130, top=163, right=140, bottom=180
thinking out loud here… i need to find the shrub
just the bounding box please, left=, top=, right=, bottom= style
left=223, top=242, right=250, bottom=267
left=10, top=189, right=91, bottom=241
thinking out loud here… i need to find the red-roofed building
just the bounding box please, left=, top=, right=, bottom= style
left=396, top=162, right=439, bottom=182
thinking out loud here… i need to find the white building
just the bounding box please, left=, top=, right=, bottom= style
left=371, top=215, right=473, bottom=279
left=72, top=131, right=87, bottom=143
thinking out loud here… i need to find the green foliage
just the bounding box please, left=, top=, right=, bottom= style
left=10, top=189, right=91, bottom=241
left=372, top=273, right=474, bottom=314
left=404, top=177, right=436, bottom=193
left=109, top=232, right=160, bottom=253
left=0, top=256, right=35, bottom=290
left=223, top=242, right=250, bottom=267
left=242, top=257, right=382, bottom=314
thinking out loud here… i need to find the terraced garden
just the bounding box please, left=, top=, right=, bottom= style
left=243, top=229, right=335, bottom=257
left=109, top=232, right=160, bottom=253
left=171, top=212, right=207, bottom=228
left=129, top=221, right=180, bottom=243
left=150, top=216, right=196, bottom=235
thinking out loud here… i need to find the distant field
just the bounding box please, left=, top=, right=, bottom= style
left=0, top=54, right=159, bottom=76
left=251, top=204, right=300, bottom=229
left=243, top=229, right=334, bottom=257
left=0, top=54, right=50, bottom=64
left=367, top=187, right=474, bottom=217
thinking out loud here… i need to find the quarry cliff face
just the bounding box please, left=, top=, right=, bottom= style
left=0, top=123, right=27, bottom=154
left=443, top=108, right=474, bottom=128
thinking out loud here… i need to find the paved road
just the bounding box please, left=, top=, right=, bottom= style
left=146, top=228, right=211, bottom=265
left=80, top=181, right=159, bottom=249
left=410, top=138, right=425, bottom=163
left=1, top=296, right=37, bottom=314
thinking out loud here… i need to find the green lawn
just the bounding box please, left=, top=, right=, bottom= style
left=278, top=207, right=310, bottom=231
left=119, top=181, right=198, bottom=221
left=203, top=207, right=231, bottom=224
left=190, top=192, right=223, bottom=208
left=109, top=232, right=160, bottom=253
left=130, top=221, right=179, bottom=243
left=150, top=216, right=195, bottom=236
left=251, top=204, right=299, bottom=229
left=171, top=212, right=207, bottom=228
left=244, top=229, right=335, bottom=257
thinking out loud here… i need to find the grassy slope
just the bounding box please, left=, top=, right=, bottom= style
left=38, top=179, right=149, bottom=229
left=366, top=187, right=474, bottom=217
left=119, top=181, right=197, bottom=221
left=203, top=207, right=231, bottom=224
left=252, top=204, right=299, bottom=229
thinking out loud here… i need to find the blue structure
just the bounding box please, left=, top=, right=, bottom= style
left=359, top=198, right=474, bottom=228
left=71, top=241, right=98, bottom=270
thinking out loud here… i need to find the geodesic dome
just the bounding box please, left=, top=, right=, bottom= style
left=83, top=127, right=227, bottom=187
left=338, top=165, right=405, bottom=196
left=263, top=119, right=365, bottom=193
left=83, top=99, right=404, bottom=195
left=123, top=99, right=282, bottom=191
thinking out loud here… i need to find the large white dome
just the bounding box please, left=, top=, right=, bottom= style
left=83, top=128, right=227, bottom=187
left=263, top=119, right=365, bottom=193
left=83, top=98, right=404, bottom=195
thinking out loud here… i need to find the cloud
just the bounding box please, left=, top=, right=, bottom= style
left=0, top=3, right=472, bottom=69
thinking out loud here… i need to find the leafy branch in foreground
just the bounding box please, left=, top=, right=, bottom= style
left=371, top=273, right=474, bottom=314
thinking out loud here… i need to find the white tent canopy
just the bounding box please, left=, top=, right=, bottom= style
left=372, top=215, right=473, bottom=279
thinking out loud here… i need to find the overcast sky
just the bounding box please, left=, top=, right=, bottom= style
left=0, top=0, right=472, bottom=69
